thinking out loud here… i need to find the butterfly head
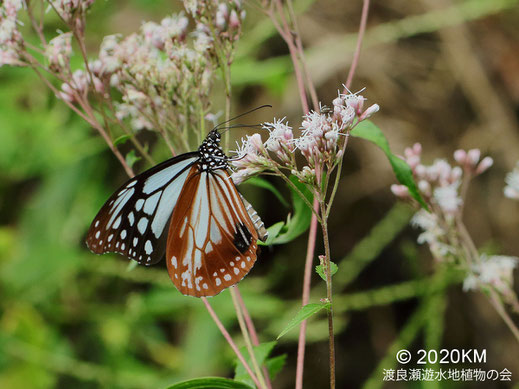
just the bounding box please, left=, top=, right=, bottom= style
left=198, top=129, right=227, bottom=172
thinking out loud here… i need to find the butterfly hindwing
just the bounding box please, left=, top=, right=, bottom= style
left=166, top=169, right=260, bottom=297
left=86, top=153, right=198, bottom=265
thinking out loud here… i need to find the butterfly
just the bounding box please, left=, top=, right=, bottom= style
left=86, top=128, right=268, bottom=297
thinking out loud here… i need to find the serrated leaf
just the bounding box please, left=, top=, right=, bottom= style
left=113, top=134, right=131, bottom=146
left=268, top=175, right=313, bottom=245
left=243, top=176, right=289, bottom=208
left=277, top=302, right=331, bottom=339
left=125, top=149, right=141, bottom=169
left=315, top=261, right=338, bottom=281
left=351, top=121, right=428, bottom=209
left=165, top=377, right=254, bottom=389
left=234, top=341, right=277, bottom=387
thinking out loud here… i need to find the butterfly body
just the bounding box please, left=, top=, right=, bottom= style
left=86, top=129, right=266, bottom=297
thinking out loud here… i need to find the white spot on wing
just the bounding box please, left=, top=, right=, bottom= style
left=215, top=278, right=221, bottom=286
left=171, top=256, right=177, bottom=268
left=95, top=230, right=100, bottom=239
left=145, top=240, right=153, bottom=254
left=224, top=274, right=231, bottom=281
left=135, top=199, right=144, bottom=211
left=138, top=217, right=148, bottom=234
left=128, top=212, right=135, bottom=226
left=120, top=230, right=127, bottom=239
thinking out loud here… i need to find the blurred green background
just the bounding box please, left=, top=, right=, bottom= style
left=1, top=0, right=519, bottom=388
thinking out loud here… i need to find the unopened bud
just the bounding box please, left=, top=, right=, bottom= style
left=476, top=156, right=493, bottom=174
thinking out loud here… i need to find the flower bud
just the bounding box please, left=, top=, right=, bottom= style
left=453, top=149, right=467, bottom=165
left=476, top=156, right=493, bottom=175
left=467, top=149, right=481, bottom=166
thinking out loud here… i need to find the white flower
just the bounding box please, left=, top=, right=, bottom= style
left=433, top=183, right=462, bottom=214
left=45, top=32, right=73, bottom=70
left=264, top=117, right=293, bottom=153
left=504, top=162, right=519, bottom=200
left=463, top=273, right=479, bottom=292
left=478, top=255, right=517, bottom=286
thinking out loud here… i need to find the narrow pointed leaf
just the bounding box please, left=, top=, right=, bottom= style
left=277, top=302, right=331, bottom=339
left=351, top=121, right=428, bottom=209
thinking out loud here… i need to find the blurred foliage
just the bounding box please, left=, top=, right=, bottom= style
left=1, top=0, right=519, bottom=388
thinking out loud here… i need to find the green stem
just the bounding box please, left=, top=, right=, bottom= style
left=319, top=199, right=336, bottom=389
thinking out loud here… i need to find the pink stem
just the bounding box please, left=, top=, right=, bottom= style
left=295, top=198, right=319, bottom=389
left=344, top=0, right=370, bottom=91
left=234, top=287, right=260, bottom=346
left=201, top=297, right=262, bottom=389
left=234, top=288, right=273, bottom=389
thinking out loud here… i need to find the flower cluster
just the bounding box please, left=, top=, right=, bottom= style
left=231, top=89, right=379, bottom=185
left=464, top=255, right=519, bottom=310
left=394, top=145, right=493, bottom=260
left=49, top=0, right=95, bottom=31
left=0, top=0, right=24, bottom=66
left=45, top=32, right=73, bottom=73
left=50, top=4, right=238, bottom=147
left=392, top=145, right=493, bottom=216
left=185, top=0, right=245, bottom=43
left=504, top=162, right=519, bottom=200
left=392, top=145, right=519, bottom=310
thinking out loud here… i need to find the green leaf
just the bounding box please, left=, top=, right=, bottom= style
left=113, top=134, right=131, bottom=146
left=351, top=121, right=428, bottom=209
left=277, top=302, right=331, bottom=339
left=234, top=341, right=278, bottom=387
left=265, top=354, right=287, bottom=381
left=165, top=377, right=254, bottom=389
left=315, top=261, right=338, bottom=281
left=267, top=176, right=313, bottom=245
left=244, top=176, right=289, bottom=208
left=126, top=260, right=138, bottom=272
left=260, top=221, right=285, bottom=246
left=125, top=149, right=141, bottom=169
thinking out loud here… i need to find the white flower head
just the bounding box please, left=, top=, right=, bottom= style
left=46, top=32, right=73, bottom=71
left=470, top=255, right=519, bottom=296
left=264, top=117, right=293, bottom=152
left=433, top=183, right=462, bottom=215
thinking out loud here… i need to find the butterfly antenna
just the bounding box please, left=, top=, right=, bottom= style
left=218, top=123, right=267, bottom=135
left=213, top=104, right=272, bottom=132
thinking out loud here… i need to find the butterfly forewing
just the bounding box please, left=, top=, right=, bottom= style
left=166, top=169, right=260, bottom=297
left=86, top=154, right=198, bottom=265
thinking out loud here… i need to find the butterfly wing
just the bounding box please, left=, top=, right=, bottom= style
left=86, top=153, right=198, bottom=266
left=166, top=169, right=261, bottom=297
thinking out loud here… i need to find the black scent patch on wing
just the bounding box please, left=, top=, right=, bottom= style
left=234, top=222, right=253, bottom=254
